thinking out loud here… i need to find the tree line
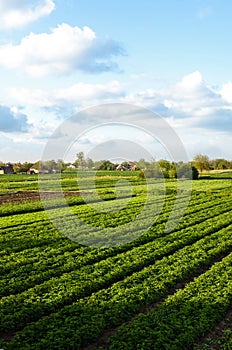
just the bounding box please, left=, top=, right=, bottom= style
left=0, top=153, right=231, bottom=177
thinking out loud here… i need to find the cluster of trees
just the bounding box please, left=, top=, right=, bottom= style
left=193, top=154, right=232, bottom=172
left=136, top=154, right=232, bottom=179
left=0, top=153, right=231, bottom=176
left=74, top=153, right=124, bottom=170
left=136, top=155, right=232, bottom=174
left=35, top=160, right=67, bottom=173
left=135, top=160, right=199, bottom=179
left=0, top=162, right=34, bottom=174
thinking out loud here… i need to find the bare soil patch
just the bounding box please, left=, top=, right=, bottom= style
left=0, top=191, right=82, bottom=205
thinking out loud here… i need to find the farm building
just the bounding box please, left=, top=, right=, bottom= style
left=0, top=164, right=14, bottom=174
left=27, top=168, right=39, bottom=174
left=116, top=162, right=138, bottom=171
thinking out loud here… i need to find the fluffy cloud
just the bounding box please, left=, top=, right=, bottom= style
left=0, top=105, right=31, bottom=132
left=9, top=81, right=125, bottom=108
left=164, top=71, right=222, bottom=116
left=2, top=71, right=232, bottom=161
left=0, top=23, right=125, bottom=76
left=176, top=70, right=204, bottom=93
left=7, top=71, right=232, bottom=135
left=54, top=81, right=124, bottom=104
left=220, top=82, right=232, bottom=104
left=125, top=71, right=232, bottom=133
left=0, top=0, right=55, bottom=29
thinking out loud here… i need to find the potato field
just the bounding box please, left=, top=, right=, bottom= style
left=0, top=171, right=231, bottom=350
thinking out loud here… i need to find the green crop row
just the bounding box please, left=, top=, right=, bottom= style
left=1, top=192, right=231, bottom=289
left=1, top=227, right=231, bottom=349
left=106, top=252, right=232, bottom=350
left=0, top=198, right=232, bottom=296
left=0, top=210, right=231, bottom=333
left=1, top=188, right=230, bottom=254
left=2, top=174, right=230, bottom=225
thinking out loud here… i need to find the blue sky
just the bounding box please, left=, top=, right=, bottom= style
left=0, top=0, right=232, bottom=162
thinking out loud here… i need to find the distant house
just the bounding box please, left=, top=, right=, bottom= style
left=27, top=168, right=39, bottom=174
left=116, top=164, right=127, bottom=171
left=67, top=164, right=76, bottom=169
left=116, top=162, right=138, bottom=171
left=0, top=164, right=14, bottom=174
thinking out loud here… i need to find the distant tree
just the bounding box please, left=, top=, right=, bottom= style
left=20, top=162, right=34, bottom=173
left=137, top=170, right=145, bottom=178
left=211, top=158, right=230, bottom=170
left=193, top=154, right=210, bottom=173
left=98, top=160, right=116, bottom=170
left=13, top=163, right=21, bottom=173
left=158, top=159, right=170, bottom=170
left=136, top=158, right=150, bottom=171
left=191, top=165, right=199, bottom=179
left=32, top=161, right=40, bottom=170
left=13, top=162, right=33, bottom=173
left=177, top=164, right=199, bottom=179
left=144, top=161, right=163, bottom=178
left=57, top=159, right=67, bottom=172
left=38, top=160, right=63, bottom=173
left=158, top=159, right=171, bottom=178
left=47, top=160, right=57, bottom=172
left=169, top=164, right=177, bottom=178
left=75, top=152, right=86, bottom=168
left=93, top=160, right=102, bottom=169
left=86, top=157, right=94, bottom=169
left=177, top=164, right=192, bottom=179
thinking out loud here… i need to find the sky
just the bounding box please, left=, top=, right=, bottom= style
left=0, top=0, right=232, bottom=163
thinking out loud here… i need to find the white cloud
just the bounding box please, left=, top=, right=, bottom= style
left=5, top=71, right=232, bottom=149
left=220, top=82, right=232, bottom=103
left=0, top=23, right=125, bottom=76
left=123, top=71, right=232, bottom=134
left=8, top=88, right=56, bottom=108
left=54, top=81, right=124, bottom=104
left=176, top=70, right=204, bottom=92
left=0, top=0, right=55, bottom=29
left=9, top=81, right=125, bottom=108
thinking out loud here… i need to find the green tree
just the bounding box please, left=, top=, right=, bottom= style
left=13, top=162, right=34, bottom=173
left=86, top=157, right=94, bottom=169
left=75, top=152, right=86, bottom=168
left=169, top=164, right=177, bottom=178
left=98, top=160, right=116, bottom=170
left=57, top=159, right=67, bottom=172
left=32, top=161, right=40, bottom=170
left=13, top=164, right=21, bottom=173
left=177, top=164, right=199, bottom=179
left=193, top=154, right=210, bottom=173
left=191, top=165, right=199, bottom=179
left=144, top=161, right=163, bottom=178
left=158, top=159, right=170, bottom=178
left=20, top=162, right=34, bottom=172
left=211, top=158, right=230, bottom=170
left=136, top=158, right=150, bottom=171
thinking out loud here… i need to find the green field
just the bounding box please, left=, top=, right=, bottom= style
left=0, top=172, right=231, bottom=349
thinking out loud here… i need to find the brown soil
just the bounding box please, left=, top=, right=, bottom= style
left=0, top=191, right=82, bottom=205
